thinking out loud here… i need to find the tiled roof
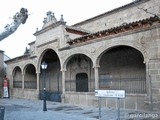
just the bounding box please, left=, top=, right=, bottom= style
left=5, top=54, right=29, bottom=63
left=67, top=16, right=160, bottom=45
left=65, top=25, right=90, bottom=34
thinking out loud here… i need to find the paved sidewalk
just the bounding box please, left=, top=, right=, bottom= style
left=0, top=98, right=160, bottom=120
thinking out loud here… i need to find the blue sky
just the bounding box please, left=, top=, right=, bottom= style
left=0, top=0, right=132, bottom=58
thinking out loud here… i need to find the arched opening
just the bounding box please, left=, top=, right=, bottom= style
left=40, top=49, right=61, bottom=102
left=24, top=64, right=36, bottom=89
left=13, top=66, right=22, bottom=88
left=65, top=54, right=94, bottom=92
left=99, top=46, right=146, bottom=94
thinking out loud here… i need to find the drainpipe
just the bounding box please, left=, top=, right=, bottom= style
left=149, top=75, right=153, bottom=111
left=148, top=59, right=152, bottom=111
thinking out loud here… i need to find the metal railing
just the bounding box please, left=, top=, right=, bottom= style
left=65, top=77, right=146, bottom=94
left=99, top=77, right=146, bottom=94
left=13, top=80, right=37, bottom=89
left=65, top=80, right=95, bottom=92
left=24, top=81, right=37, bottom=89
left=13, top=81, right=22, bottom=88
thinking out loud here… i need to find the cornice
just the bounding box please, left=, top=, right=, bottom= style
left=68, top=16, right=160, bottom=45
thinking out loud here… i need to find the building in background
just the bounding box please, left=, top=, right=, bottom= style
left=5, top=0, right=160, bottom=111
left=0, top=50, right=10, bottom=97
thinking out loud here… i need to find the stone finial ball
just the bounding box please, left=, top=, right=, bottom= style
left=46, top=11, right=52, bottom=16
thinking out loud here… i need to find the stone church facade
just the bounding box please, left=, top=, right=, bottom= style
left=5, top=0, right=160, bottom=111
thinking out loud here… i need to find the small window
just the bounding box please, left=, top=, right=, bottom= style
left=76, top=73, right=88, bottom=92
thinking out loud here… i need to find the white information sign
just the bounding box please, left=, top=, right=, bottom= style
left=95, top=90, right=125, bottom=98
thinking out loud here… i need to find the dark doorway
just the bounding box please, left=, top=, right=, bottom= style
left=76, top=73, right=88, bottom=92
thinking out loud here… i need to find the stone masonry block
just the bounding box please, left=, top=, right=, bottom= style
left=156, top=75, right=160, bottom=81
left=100, top=98, right=107, bottom=108
left=156, top=63, right=160, bottom=69
left=106, top=98, right=116, bottom=108
left=156, top=95, right=160, bottom=101
left=149, top=64, right=155, bottom=69
left=149, top=75, right=156, bottom=81
left=125, top=97, right=136, bottom=109
left=150, top=70, right=158, bottom=75
left=79, top=94, right=87, bottom=106
left=152, top=88, right=160, bottom=95
left=120, top=98, right=125, bottom=109
left=152, top=96, right=157, bottom=103
left=152, top=82, right=160, bottom=89
left=153, top=102, right=160, bottom=111
left=136, top=97, right=148, bottom=110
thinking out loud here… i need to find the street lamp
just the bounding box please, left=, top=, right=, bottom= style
left=41, top=61, right=48, bottom=111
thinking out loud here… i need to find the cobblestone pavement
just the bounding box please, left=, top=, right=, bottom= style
left=0, top=98, right=160, bottom=120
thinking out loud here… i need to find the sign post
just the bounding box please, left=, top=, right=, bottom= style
left=98, top=97, right=101, bottom=120
left=117, top=98, right=120, bottom=120
left=95, top=90, right=125, bottom=120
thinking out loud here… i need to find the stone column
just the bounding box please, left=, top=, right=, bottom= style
left=10, top=75, right=14, bottom=90
left=94, top=65, right=100, bottom=90
left=36, top=72, right=40, bottom=91
left=61, top=69, right=66, bottom=103
left=22, top=73, right=24, bottom=89
left=9, top=75, right=14, bottom=97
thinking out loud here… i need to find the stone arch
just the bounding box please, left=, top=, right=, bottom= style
left=23, top=63, right=37, bottom=89
left=23, top=61, right=36, bottom=74
left=37, top=47, right=62, bottom=102
left=98, top=45, right=146, bottom=94
left=65, top=53, right=94, bottom=92
left=94, top=41, right=147, bottom=67
left=61, top=49, right=93, bottom=70
left=12, top=66, right=22, bottom=88
left=37, top=46, right=61, bottom=73
left=12, top=66, right=22, bottom=76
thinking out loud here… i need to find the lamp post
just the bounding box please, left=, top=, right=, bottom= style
left=41, top=61, right=48, bottom=111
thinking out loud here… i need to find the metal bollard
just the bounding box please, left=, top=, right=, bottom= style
left=0, top=106, right=5, bottom=120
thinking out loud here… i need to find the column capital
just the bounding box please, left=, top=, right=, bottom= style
left=36, top=72, right=40, bottom=74
left=61, top=68, right=67, bottom=72
left=93, top=64, right=100, bottom=68
left=144, top=58, right=150, bottom=64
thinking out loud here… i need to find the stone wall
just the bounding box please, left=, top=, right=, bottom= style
left=64, top=92, right=148, bottom=110
left=74, top=0, right=160, bottom=32
left=11, top=88, right=39, bottom=100
left=147, top=59, right=160, bottom=111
